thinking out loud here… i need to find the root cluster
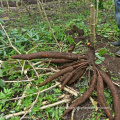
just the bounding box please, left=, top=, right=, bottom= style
left=11, top=46, right=120, bottom=120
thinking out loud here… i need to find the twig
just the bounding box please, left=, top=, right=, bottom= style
left=5, top=111, right=29, bottom=119
left=35, top=67, right=59, bottom=72
left=112, top=81, right=120, bottom=87
left=5, top=94, right=70, bottom=119
left=71, top=108, right=75, bottom=120
left=0, top=23, right=21, bottom=54
left=21, top=60, right=26, bottom=74
left=20, top=90, right=40, bottom=120
left=56, top=82, right=79, bottom=96
left=33, top=61, right=42, bottom=66
left=5, top=82, right=60, bottom=101
left=27, top=60, right=39, bottom=78
left=40, top=95, right=71, bottom=110
left=5, top=79, right=34, bottom=83
left=17, top=83, right=32, bottom=106
left=24, top=94, right=66, bottom=111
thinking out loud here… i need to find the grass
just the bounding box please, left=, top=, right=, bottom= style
left=0, top=0, right=119, bottom=119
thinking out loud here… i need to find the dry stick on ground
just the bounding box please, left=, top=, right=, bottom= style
left=56, top=82, right=79, bottom=96
left=20, top=91, right=40, bottom=120
left=35, top=67, right=59, bottom=72
left=40, top=95, right=71, bottom=110
left=0, top=23, right=21, bottom=54
left=17, top=83, right=32, bottom=107
left=5, top=94, right=71, bottom=119
left=5, top=79, right=34, bottom=83
left=21, top=60, right=26, bottom=74
left=24, top=94, right=67, bottom=110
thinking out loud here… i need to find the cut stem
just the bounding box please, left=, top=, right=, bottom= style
left=90, top=4, right=95, bottom=47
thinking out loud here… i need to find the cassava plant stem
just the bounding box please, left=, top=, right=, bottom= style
left=90, top=4, right=95, bottom=47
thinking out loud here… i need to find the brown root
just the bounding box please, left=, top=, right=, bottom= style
left=44, top=59, right=73, bottom=64
left=58, top=60, right=83, bottom=69
left=38, top=66, right=74, bottom=87
left=60, top=71, right=75, bottom=90
left=59, top=73, right=70, bottom=82
left=67, top=68, right=86, bottom=85
left=11, top=52, right=87, bottom=60
left=97, top=76, right=113, bottom=120
left=62, top=69, right=97, bottom=116
left=99, top=69, right=120, bottom=120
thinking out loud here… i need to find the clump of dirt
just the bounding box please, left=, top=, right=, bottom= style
left=65, top=25, right=84, bottom=38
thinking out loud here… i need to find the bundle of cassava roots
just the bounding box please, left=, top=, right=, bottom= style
left=12, top=46, right=120, bottom=120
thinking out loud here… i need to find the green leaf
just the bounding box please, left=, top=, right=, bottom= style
left=95, top=53, right=105, bottom=64
left=0, top=19, right=5, bottom=25
left=98, top=49, right=107, bottom=55
left=80, top=88, right=86, bottom=93
left=104, top=91, right=110, bottom=98
left=0, top=69, right=3, bottom=77
left=0, top=79, right=5, bottom=88
left=0, top=9, right=3, bottom=13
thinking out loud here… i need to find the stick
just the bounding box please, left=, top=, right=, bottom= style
left=56, top=82, right=79, bottom=96
left=17, top=83, right=31, bottom=106
left=5, top=79, right=34, bottom=83
left=40, top=95, right=71, bottom=110
left=90, top=4, right=95, bottom=47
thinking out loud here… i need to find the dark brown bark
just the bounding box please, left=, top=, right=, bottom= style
left=67, top=68, right=86, bottom=85
left=44, top=59, right=73, bottom=64
left=59, top=73, right=70, bottom=82
left=97, top=76, right=113, bottom=120
left=11, top=52, right=86, bottom=60
left=99, top=69, right=120, bottom=120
